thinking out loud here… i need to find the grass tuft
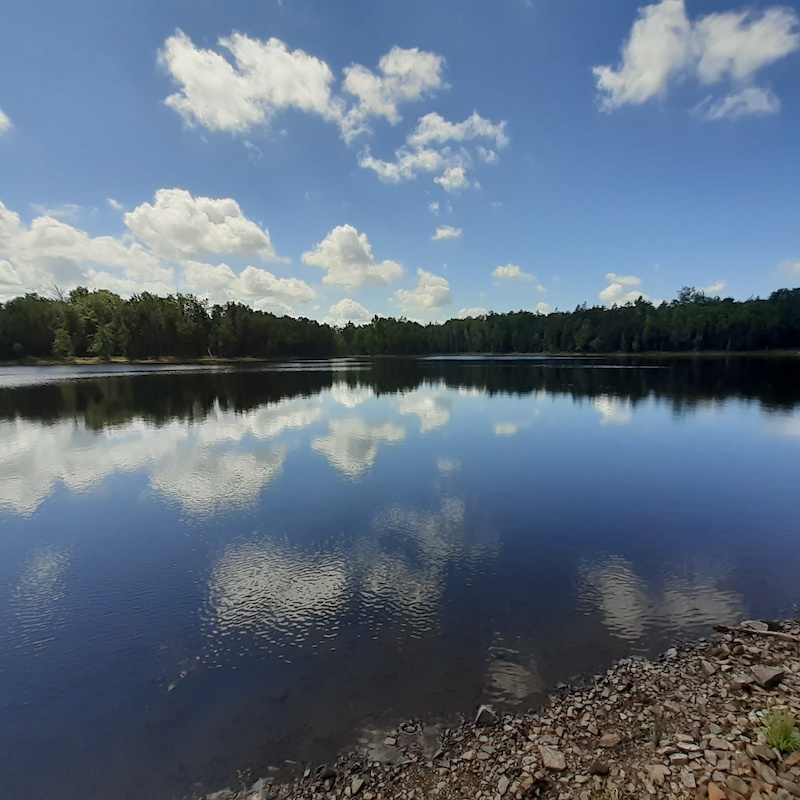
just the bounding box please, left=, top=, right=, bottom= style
left=764, top=710, right=800, bottom=754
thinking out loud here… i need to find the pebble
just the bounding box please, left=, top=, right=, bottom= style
left=539, top=746, right=567, bottom=772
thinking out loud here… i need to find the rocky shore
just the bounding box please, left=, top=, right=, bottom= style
left=200, top=619, right=800, bottom=800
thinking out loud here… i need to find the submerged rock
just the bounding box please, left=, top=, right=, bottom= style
left=474, top=704, right=498, bottom=725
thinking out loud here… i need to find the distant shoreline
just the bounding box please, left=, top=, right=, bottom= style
left=2, top=350, right=800, bottom=368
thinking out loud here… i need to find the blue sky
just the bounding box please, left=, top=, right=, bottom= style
left=1, top=0, right=798, bottom=324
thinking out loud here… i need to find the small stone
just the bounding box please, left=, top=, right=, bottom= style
left=682, top=769, right=697, bottom=790
left=733, top=674, right=755, bottom=688
left=749, top=744, right=777, bottom=762
left=351, top=777, right=365, bottom=796
left=785, top=751, right=800, bottom=768
left=497, top=775, right=509, bottom=796
left=706, top=751, right=719, bottom=766
left=599, top=733, right=622, bottom=748
left=648, top=765, right=671, bottom=786
left=475, top=705, right=498, bottom=725
left=671, top=754, right=689, bottom=766
left=701, top=660, right=717, bottom=676
left=758, top=763, right=778, bottom=786
left=708, top=782, right=727, bottom=800
left=384, top=737, right=397, bottom=747
left=589, top=761, right=610, bottom=776
left=710, top=737, right=733, bottom=751
left=539, top=745, right=566, bottom=772
left=741, top=620, right=769, bottom=632
left=751, top=666, right=785, bottom=690
left=725, top=777, right=749, bottom=797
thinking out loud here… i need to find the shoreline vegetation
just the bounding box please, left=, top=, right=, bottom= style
left=0, top=349, right=800, bottom=367
left=198, top=619, right=800, bottom=800
left=2, top=350, right=800, bottom=369
left=2, top=287, right=800, bottom=364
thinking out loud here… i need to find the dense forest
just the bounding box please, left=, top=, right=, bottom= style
left=1, top=286, right=800, bottom=361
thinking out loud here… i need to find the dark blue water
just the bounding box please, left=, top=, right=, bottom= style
left=1, top=357, right=798, bottom=799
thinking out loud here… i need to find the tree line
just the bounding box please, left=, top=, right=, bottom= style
left=1, top=286, right=800, bottom=361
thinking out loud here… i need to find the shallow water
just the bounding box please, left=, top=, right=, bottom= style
left=0, top=356, right=798, bottom=799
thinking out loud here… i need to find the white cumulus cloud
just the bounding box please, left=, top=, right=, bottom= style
left=0, top=200, right=172, bottom=302
left=434, top=166, right=470, bottom=192
left=699, top=281, right=726, bottom=295
left=159, top=29, right=341, bottom=133
left=594, top=0, right=799, bottom=118
left=125, top=188, right=283, bottom=262
left=432, top=225, right=462, bottom=241
left=0, top=108, right=10, bottom=134
left=358, top=145, right=445, bottom=183
left=395, top=268, right=453, bottom=312
left=322, top=298, right=373, bottom=327
left=182, top=260, right=316, bottom=314
left=599, top=273, right=648, bottom=305
left=301, top=224, right=403, bottom=288
left=407, top=111, right=508, bottom=149
left=492, top=263, right=536, bottom=282
left=0, top=191, right=310, bottom=312
left=458, top=307, right=488, bottom=318
left=341, top=46, right=446, bottom=141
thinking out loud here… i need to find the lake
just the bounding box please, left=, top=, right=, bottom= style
left=1, top=356, right=799, bottom=800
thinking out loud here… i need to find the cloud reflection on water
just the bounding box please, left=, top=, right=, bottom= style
left=10, top=545, right=71, bottom=652
left=203, top=496, right=498, bottom=655
left=312, top=418, right=405, bottom=477
left=398, top=392, right=453, bottom=432
left=208, top=539, right=349, bottom=647
left=579, top=554, right=744, bottom=641
left=0, top=397, right=322, bottom=515
left=594, top=395, right=633, bottom=426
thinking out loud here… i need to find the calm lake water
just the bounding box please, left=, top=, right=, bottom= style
left=1, top=357, right=799, bottom=799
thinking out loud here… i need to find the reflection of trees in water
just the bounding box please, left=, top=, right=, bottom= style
left=2, top=357, right=798, bottom=431
left=579, top=554, right=744, bottom=641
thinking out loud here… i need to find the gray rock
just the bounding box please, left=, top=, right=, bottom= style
left=497, top=775, right=509, bottom=796
left=647, top=765, right=670, bottom=786
left=351, top=776, right=365, bottom=795
left=475, top=704, right=498, bottom=725
left=599, top=733, right=622, bottom=748
left=539, top=745, right=566, bottom=772
left=741, top=620, right=769, bottom=632
left=751, top=665, right=785, bottom=689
